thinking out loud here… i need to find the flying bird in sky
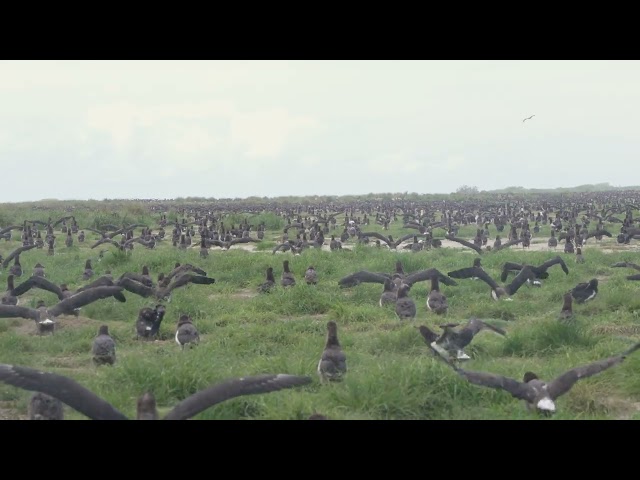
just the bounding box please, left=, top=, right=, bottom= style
left=522, top=115, right=535, bottom=122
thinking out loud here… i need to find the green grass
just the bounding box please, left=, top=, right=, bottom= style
left=1, top=204, right=640, bottom=420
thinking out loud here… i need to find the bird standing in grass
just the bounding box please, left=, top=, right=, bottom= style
left=28, top=392, right=64, bottom=420
left=318, top=321, right=347, bottom=382
left=305, top=266, right=318, bottom=285
left=92, top=325, right=116, bottom=366
left=175, top=314, right=200, bottom=350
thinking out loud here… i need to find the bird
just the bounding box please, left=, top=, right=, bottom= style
left=418, top=318, right=507, bottom=361
left=447, top=265, right=535, bottom=301
left=304, top=266, right=318, bottom=285
left=32, top=263, right=46, bottom=278
left=0, top=286, right=126, bottom=334
left=559, top=292, right=573, bottom=321
left=317, top=321, right=347, bottom=383
left=0, top=364, right=312, bottom=420
left=175, top=314, right=200, bottom=350
left=500, top=256, right=569, bottom=285
left=395, top=284, right=416, bottom=320
left=575, top=247, right=585, bottom=264
left=259, top=267, right=276, bottom=293
left=28, top=392, right=64, bottom=420
left=429, top=341, right=640, bottom=415
left=135, top=305, right=166, bottom=340
left=92, top=325, right=116, bottom=366
left=571, top=279, right=598, bottom=303
left=118, top=272, right=215, bottom=302
left=426, top=275, right=448, bottom=315
left=82, top=260, right=94, bottom=280
left=522, top=114, right=535, bottom=122
left=379, top=278, right=398, bottom=307
left=281, top=260, right=296, bottom=287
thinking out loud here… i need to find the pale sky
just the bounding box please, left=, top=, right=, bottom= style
left=1, top=60, right=639, bottom=202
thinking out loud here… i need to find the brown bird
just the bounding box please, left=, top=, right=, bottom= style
left=92, top=325, right=116, bottom=366
left=317, top=321, right=347, bottom=382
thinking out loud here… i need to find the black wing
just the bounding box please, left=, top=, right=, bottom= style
left=403, top=268, right=458, bottom=287
left=48, top=286, right=126, bottom=317
left=547, top=343, right=640, bottom=399
left=0, top=363, right=129, bottom=420
left=627, top=274, right=640, bottom=281
left=358, top=231, right=392, bottom=246
left=445, top=235, right=483, bottom=254
left=76, top=275, right=118, bottom=293
left=117, top=278, right=156, bottom=298
left=447, top=267, right=498, bottom=290
left=538, top=256, right=569, bottom=275
left=2, top=245, right=36, bottom=268
left=584, top=229, right=612, bottom=240
left=493, top=238, right=523, bottom=251
left=505, top=266, right=535, bottom=295
left=0, top=305, right=39, bottom=321
left=338, top=271, right=390, bottom=288
left=11, top=276, right=65, bottom=300
left=164, top=274, right=216, bottom=294
left=455, top=368, right=536, bottom=402
left=500, top=262, right=524, bottom=282
left=163, top=374, right=312, bottom=420
left=611, top=262, right=640, bottom=272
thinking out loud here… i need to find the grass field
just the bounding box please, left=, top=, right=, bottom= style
left=1, top=206, right=640, bottom=420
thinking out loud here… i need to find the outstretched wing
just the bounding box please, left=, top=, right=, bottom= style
left=359, top=231, right=391, bottom=246
left=164, top=274, right=216, bottom=294
left=48, top=286, right=126, bottom=317
left=0, top=363, right=129, bottom=420
left=448, top=267, right=498, bottom=290
left=445, top=235, right=483, bottom=254
left=547, top=343, right=640, bottom=399
left=455, top=368, right=536, bottom=402
left=11, top=276, right=65, bottom=301
left=0, top=305, right=39, bottom=321
left=611, top=262, right=640, bottom=272
left=2, top=245, right=36, bottom=268
left=627, top=274, right=640, bottom=281
left=403, top=268, right=458, bottom=287
left=163, top=374, right=312, bottom=420
left=117, top=277, right=156, bottom=298
left=506, top=266, right=536, bottom=295
left=493, top=238, right=523, bottom=251
left=500, top=262, right=524, bottom=282
left=338, top=271, right=390, bottom=288
left=584, top=229, right=612, bottom=240
left=538, top=256, right=569, bottom=275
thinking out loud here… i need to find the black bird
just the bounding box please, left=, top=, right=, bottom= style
left=447, top=265, right=535, bottom=301
left=119, top=273, right=215, bottom=302
left=259, top=267, right=276, bottom=293
left=0, top=287, right=126, bottom=334
left=0, top=364, right=312, bottom=420
left=571, top=279, right=598, bottom=303
left=500, top=256, right=569, bottom=285
left=522, top=114, right=535, bottom=122
left=28, top=392, right=64, bottom=420
left=135, top=305, right=166, bottom=340
left=430, top=342, right=640, bottom=415
left=418, top=318, right=507, bottom=361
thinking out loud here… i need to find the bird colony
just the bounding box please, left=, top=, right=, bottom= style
left=1, top=190, right=640, bottom=420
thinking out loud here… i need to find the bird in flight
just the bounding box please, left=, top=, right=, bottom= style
left=522, top=115, right=535, bottom=123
